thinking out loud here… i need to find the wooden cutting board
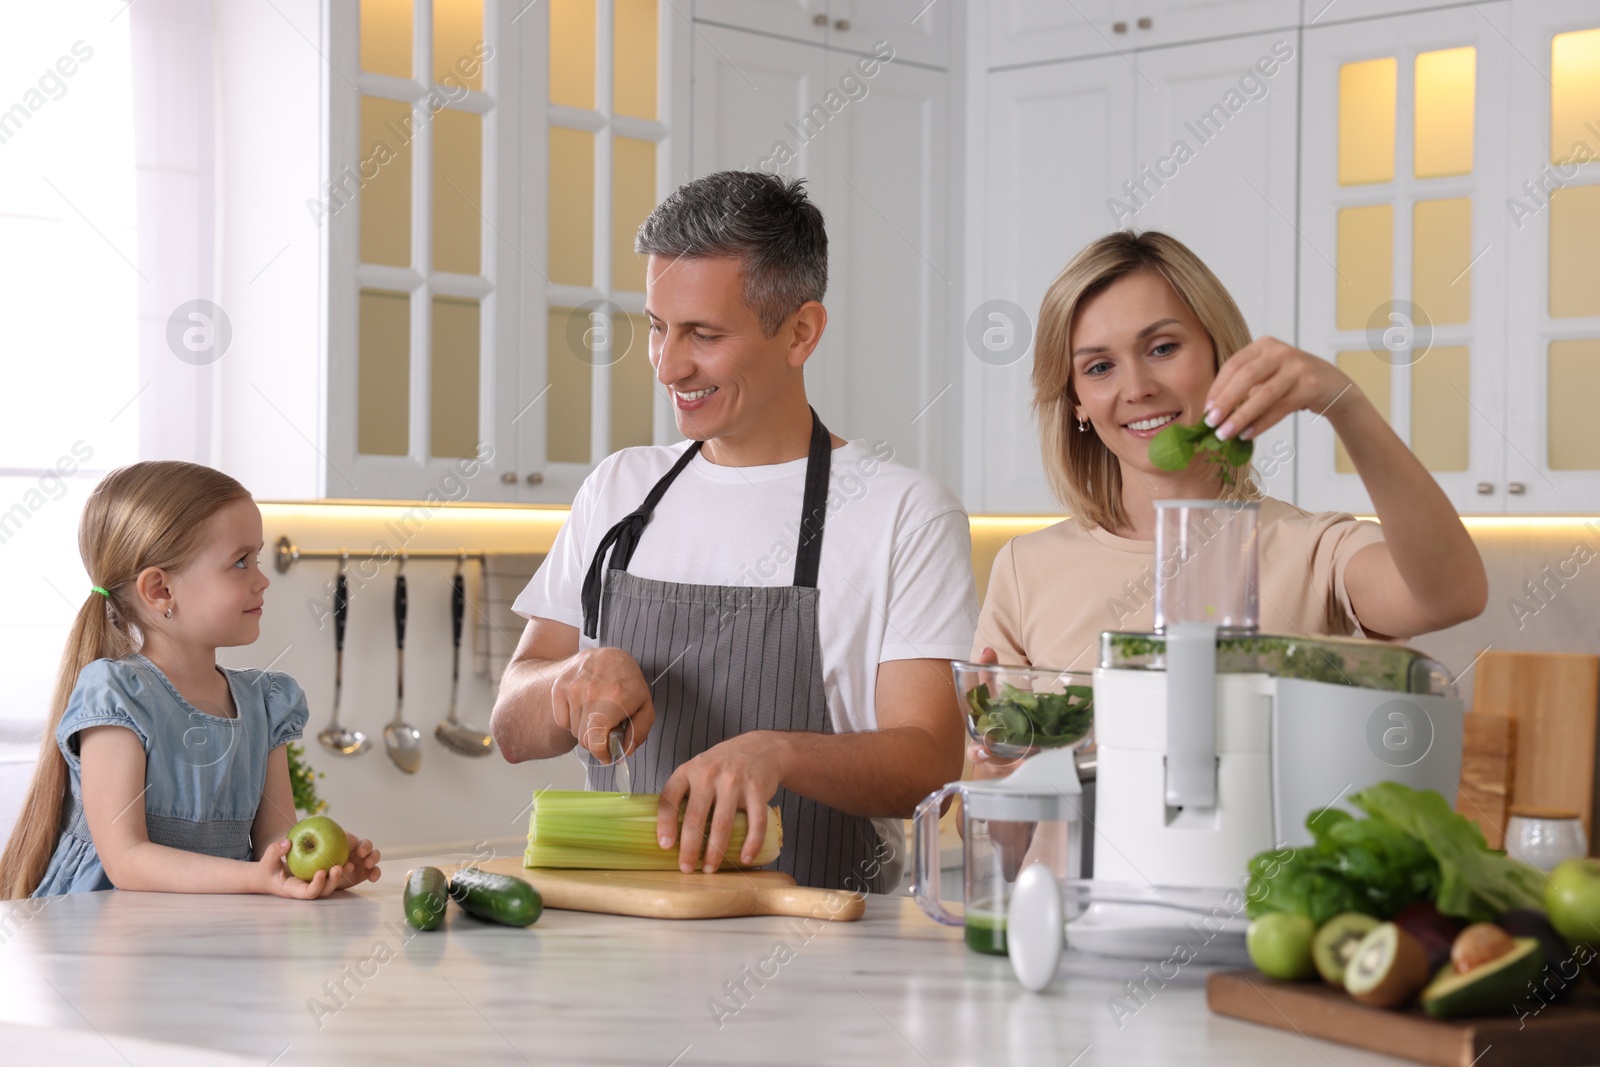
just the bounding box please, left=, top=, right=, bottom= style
left=1456, top=713, right=1517, bottom=849
left=1207, top=969, right=1600, bottom=1066
left=445, top=856, right=867, bottom=921
left=1472, top=650, right=1600, bottom=851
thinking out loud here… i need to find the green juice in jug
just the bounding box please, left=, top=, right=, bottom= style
left=964, top=907, right=1007, bottom=955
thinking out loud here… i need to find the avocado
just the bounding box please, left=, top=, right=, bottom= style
left=1421, top=937, right=1544, bottom=1019
left=1498, top=909, right=1580, bottom=1003
left=1313, top=912, right=1381, bottom=986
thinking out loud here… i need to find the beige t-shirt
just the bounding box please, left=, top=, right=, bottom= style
left=973, top=496, right=1386, bottom=670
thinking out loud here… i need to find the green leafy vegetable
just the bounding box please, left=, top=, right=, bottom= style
left=1246, top=806, right=1438, bottom=926
left=967, top=682, right=1093, bottom=750
left=1148, top=420, right=1254, bottom=485
left=1350, top=782, right=1545, bottom=922
left=1245, top=783, right=1545, bottom=927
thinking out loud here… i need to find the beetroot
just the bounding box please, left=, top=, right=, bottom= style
left=1393, top=901, right=1463, bottom=973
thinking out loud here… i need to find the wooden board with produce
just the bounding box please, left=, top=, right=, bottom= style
left=1207, top=970, right=1600, bottom=1067
left=1211, top=782, right=1600, bottom=1065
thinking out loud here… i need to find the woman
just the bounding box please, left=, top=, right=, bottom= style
left=970, top=231, right=1486, bottom=767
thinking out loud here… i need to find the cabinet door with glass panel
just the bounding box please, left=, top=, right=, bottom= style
left=529, top=0, right=685, bottom=503
left=1297, top=4, right=1512, bottom=515
left=331, top=0, right=680, bottom=504
left=1505, top=4, right=1600, bottom=513
left=330, top=0, right=521, bottom=501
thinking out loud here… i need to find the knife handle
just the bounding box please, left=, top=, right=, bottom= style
left=333, top=573, right=348, bottom=651
left=451, top=572, right=465, bottom=649
left=394, top=573, right=407, bottom=650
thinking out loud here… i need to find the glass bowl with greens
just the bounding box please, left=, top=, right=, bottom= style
left=953, top=661, right=1094, bottom=760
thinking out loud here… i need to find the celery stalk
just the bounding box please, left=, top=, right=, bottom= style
left=524, top=790, right=783, bottom=870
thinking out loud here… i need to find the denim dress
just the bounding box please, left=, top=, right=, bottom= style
left=32, top=655, right=309, bottom=896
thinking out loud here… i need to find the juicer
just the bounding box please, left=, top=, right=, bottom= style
left=1067, top=499, right=1464, bottom=961
left=967, top=500, right=1467, bottom=980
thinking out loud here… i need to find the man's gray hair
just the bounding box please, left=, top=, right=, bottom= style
left=635, top=171, right=827, bottom=336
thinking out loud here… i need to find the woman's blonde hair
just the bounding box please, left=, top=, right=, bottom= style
left=1033, top=230, right=1257, bottom=532
left=0, top=461, right=251, bottom=898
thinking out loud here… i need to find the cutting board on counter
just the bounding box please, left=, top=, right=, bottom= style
left=1456, top=713, right=1517, bottom=849
left=446, top=856, right=866, bottom=921
left=1208, top=970, right=1600, bottom=1066
left=1471, top=650, right=1599, bottom=849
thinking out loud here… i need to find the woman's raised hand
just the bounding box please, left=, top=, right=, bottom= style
left=1203, top=336, right=1355, bottom=443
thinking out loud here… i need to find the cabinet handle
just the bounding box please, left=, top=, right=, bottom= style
left=1475, top=482, right=1494, bottom=495
left=833, top=18, right=850, bottom=30
left=525, top=471, right=545, bottom=486
left=813, top=13, right=827, bottom=25
left=500, top=472, right=517, bottom=485
left=1112, top=21, right=1128, bottom=32
left=1137, top=16, right=1153, bottom=29
left=1508, top=482, right=1526, bottom=495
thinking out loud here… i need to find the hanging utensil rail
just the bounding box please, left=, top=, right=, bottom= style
left=274, top=536, right=488, bottom=574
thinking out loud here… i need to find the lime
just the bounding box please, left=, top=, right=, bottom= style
left=1247, top=913, right=1317, bottom=981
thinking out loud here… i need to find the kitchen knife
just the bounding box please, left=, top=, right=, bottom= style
left=608, top=723, right=631, bottom=796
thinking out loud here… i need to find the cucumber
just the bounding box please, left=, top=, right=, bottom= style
left=402, top=867, right=449, bottom=931
left=447, top=867, right=542, bottom=927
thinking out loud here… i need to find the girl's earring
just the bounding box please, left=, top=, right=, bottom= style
left=164, top=605, right=174, bottom=620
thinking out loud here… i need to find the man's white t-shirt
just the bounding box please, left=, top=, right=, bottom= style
left=513, top=437, right=979, bottom=887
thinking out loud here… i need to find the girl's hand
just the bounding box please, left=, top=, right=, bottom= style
left=1203, top=336, right=1354, bottom=442
left=332, top=832, right=382, bottom=889
left=256, top=839, right=344, bottom=899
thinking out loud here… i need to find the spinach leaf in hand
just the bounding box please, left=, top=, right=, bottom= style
left=1148, top=420, right=1254, bottom=485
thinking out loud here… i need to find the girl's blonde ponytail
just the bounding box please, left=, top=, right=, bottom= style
left=0, top=461, right=249, bottom=898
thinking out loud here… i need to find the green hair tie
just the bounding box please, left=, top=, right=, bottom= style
left=91, top=586, right=110, bottom=598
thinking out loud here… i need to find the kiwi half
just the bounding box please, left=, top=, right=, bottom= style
left=1344, top=923, right=1431, bottom=1009
left=1313, top=912, right=1381, bottom=986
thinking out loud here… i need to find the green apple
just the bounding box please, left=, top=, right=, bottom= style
left=1248, top=912, right=1317, bottom=981
left=285, top=815, right=351, bottom=882
left=1545, top=857, right=1600, bottom=947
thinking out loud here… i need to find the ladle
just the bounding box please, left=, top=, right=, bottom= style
left=435, top=556, right=495, bottom=757
left=317, top=553, right=369, bottom=756
left=383, top=555, right=423, bottom=774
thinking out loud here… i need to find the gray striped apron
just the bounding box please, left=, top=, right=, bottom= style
left=578, top=410, right=885, bottom=893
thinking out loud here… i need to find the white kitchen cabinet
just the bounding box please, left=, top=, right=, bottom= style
left=1296, top=4, right=1518, bottom=515
left=217, top=0, right=689, bottom=505
left=986, top=0, right=1298, bottom=70
left=974, top=56, right=1135, bottom=512
left=217, top=0, right=525, bottom=504
left=696, top=0, right=950, bottom=67
left=691, top=24, right=831, bottom=180
left=816, top=50, right=953, bottom=479
left=1129, top=30, right=1302, bottom=504
left=971, top=32, right=1299, bottom=513
left=691, top=24, right=954, bottom=480
left=694, top=0, right=829, bottom=46
left=1503, top=0, right=1600, bottom=513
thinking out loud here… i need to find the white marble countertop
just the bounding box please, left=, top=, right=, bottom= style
left=0, top=855, right=1419, bottom=1067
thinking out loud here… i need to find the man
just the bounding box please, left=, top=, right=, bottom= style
left=490, top=171, right=976, bottom=892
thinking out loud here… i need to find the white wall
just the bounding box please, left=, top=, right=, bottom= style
left=218, top=503, right=584, bottom=856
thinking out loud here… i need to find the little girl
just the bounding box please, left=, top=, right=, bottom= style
left=0, top=461, right=381, bottom=899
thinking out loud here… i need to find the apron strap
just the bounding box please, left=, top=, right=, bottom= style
left=791, top=408, right=832, bottom=590
left=580, top=440, right=703, bottom=638
left=580, top=408, right=834, bottom=634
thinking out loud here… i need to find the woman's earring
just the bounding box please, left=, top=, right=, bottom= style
left=1077, top=417, right=1088, bottom=433
left=164, top=605, right=174, bottom=619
